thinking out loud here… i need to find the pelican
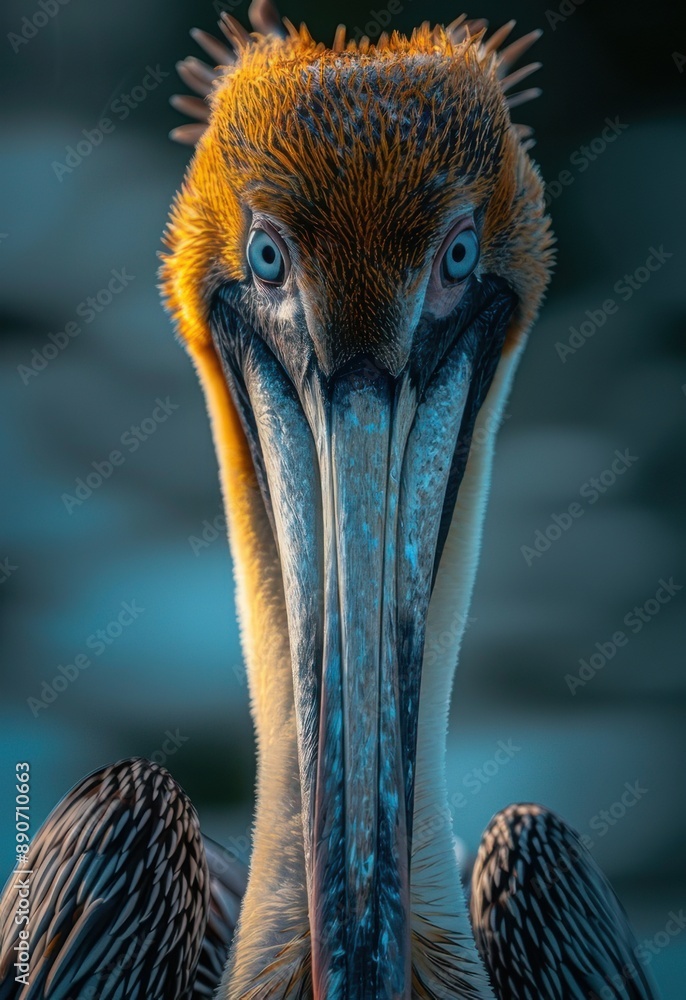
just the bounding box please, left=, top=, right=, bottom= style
left=0, top=3, right=660, bottom=998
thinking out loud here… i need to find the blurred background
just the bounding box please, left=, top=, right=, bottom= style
left=1, top=0, right=684, bottom=993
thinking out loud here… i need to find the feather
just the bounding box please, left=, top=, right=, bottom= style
left=449, top=16, right=488, bottom=44
left=190, top=27, right=235, bottom=67
left=169, top=123, right=206, bottom=146
left=248, top=0, right=286, bottom=37
left=169, top=94, right=210, bottom=122
left=483, top=20, right=516, bottom=55
left=0, top=759, right=211, bottom=1000
left=175, top=58, right=216, bottom=98
left=219, top=12, right=252, bottom=51
left=500, top=62, right=542, bottom=93
left=471, top=804, right=660, bottom=1000
left=506, top=87, right=543, bottom=109
left=498, top=29, right=543, bottom=76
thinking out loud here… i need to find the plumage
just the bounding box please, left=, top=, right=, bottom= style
left=0, top=759, right=210, bottom=1000
left=218, top=12, right=253, bottom=50
left=470, top=806, right=661, bottom=1000
left=499, top=63, right=542, bottom=93
left=505, top=87, right=543, bottom=109
left=193, top=839, right=247, bottom=998
left=0, top=5, right=658, bottom=999
left=0, top=760, right=247, bottom=1000
left=248, top=0, right=287, bottom=37
left=332, top=24, right=347, bottom=53
left=174, top=59, right=216, bottom=98
left=169, top=123, right=207, bottom=146
left=169, top=95, right=210, bottom=123
left=189, top=27, right=236, bottom=67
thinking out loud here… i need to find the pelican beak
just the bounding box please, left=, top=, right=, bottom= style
left=211, top=273, right=516, bottom=998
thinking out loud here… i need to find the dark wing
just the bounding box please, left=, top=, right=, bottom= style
left=192, top=836, right=248, bottom=999
left=0, top=758, right=209, bottom=1000
left=470, top=803, right=661, bottom=1000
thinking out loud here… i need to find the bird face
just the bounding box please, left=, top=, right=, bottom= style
left=163, top=16, right=552, bottom=999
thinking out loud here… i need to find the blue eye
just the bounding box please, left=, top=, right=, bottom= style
left=441, top=228, right=480, bottom=283
left=247, top=228, right=287, bottom=284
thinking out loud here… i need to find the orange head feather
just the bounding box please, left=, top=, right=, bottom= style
left=161, top=14, right=553, bottom=362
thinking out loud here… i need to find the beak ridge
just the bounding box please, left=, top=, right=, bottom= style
left=210, top=275, right=518, bottom=998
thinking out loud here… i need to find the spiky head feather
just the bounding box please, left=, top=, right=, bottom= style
left=161, top=14, right=553, bottom=360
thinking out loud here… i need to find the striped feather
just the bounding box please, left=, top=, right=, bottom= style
left=192, top=837, right=247, bottom=998
left=0, top=759, right=210, bottom=1000
left=470, top=804, right=661, bottom=1000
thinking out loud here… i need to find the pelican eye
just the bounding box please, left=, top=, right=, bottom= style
left=440, top=228, right=480, bottom=284
left=247, top=227, right=288, bottom=285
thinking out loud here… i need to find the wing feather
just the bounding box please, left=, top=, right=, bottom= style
left=0, top=759, right=209, bottom=1000
left=191, top=836, right=248, bottom=999
left=470, top=804, right=661, bottom=1000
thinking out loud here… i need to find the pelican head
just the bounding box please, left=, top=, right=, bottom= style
left=162, top=9, right=553, bottom=998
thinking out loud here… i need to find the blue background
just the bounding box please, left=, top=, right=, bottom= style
left=1, top=0, right=684, bottom=994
